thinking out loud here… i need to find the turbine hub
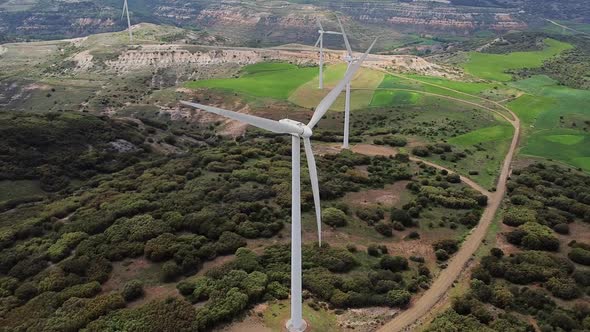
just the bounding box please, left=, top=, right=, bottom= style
left=279, top=119, right=312, bottom=138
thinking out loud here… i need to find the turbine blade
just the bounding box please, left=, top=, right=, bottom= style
left=307, top=37, right=377, bottom=129
left=180, top=101, right=300, bottom=135
left=314, top=35, right=321, bottom=48
left=324, top=31, right=343, bottom=35
left=303, top=137, right=321, bottom=246
left=337, top=17, right=353, bottom=57
left=317, top=19, right=324, bottom=31
left=121, top=0, right=127, bottom=20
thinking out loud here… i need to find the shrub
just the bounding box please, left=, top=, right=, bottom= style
left=435, top=249, right=449, bottom=261
left=433, top=239, right=459, bottom=255
left=161, top=261, right=182, bottom=282
left=552, top=223, right=570, bottom=235
left=375, top=221, right=393, bottom=237
left=215, top=231, right=246, bottom=255
left=412, top=146, right=431, bottom=157
left=367, top=244, right=381, bottom=257
left=503, top=207, right=536, bottom=227
left=346, top=244, right=357, bottom=253
left=568, top=247, right=590, bottom=266
left=546, top=277, right=582, bottom=300
left=14, top=282, right=38, bottom=301
left=122, top=280, right=144, bottom=302
left=390, top=208, right=412, bottom=226
left=323, top=208, right=348, bottom=227
left=386, top=289, right=411, bottom=307
left=509, top=222, right=559, bottom=251
left=446, top=174, right=461, bottom=184
left=379, top=255, right=409, bottom=272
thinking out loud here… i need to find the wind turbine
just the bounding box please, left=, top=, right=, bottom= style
left=181, top=38, right=376, bottom=332
left=314, top=19, right=342, bottom=90
left=121, top=0, right=133, bottom=42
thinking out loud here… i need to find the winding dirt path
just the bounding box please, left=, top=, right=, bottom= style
left=371, top=70, right=521, bottom=332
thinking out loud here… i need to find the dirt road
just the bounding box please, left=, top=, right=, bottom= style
left=375, top=73, right=521, bottom=332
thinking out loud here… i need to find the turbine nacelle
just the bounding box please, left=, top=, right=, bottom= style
left=279, top=119, right=313, bottom=138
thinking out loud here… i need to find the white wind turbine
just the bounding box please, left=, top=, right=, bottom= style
left=336, top=17, right=380, bottom=149
left=181, top=39, right=376, bottom=332
left=121, top=0, right=133, bottom=42
left=314, top=19, right=342, bottom=90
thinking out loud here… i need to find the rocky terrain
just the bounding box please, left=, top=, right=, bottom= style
left=0, top=0, right=545, bottom=46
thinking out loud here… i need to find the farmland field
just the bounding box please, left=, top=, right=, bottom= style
left=288, top=64, right=384, bottom=111
left=448, top=125, right=514, bottom=146
left=185, top=62, right=318, bottom=99
left=508, top=75, right=590, bottom=171
left=463, top=39, right=573, bottom=81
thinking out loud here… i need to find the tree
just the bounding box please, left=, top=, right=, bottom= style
left=323, top=207, right=348, bottom=227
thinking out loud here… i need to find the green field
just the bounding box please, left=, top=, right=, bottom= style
left=185, top=62, right=318, bottom=99
left=463, top=39, right=573, bottom=81
left=370, top=90, right=422, bottom=107
left=508, top=75, right=590, bottom=171
left=288, top=64, right=384, bottom=111
left=449, top=125, right=514, bottom=146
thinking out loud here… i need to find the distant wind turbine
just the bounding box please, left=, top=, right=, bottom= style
left=336, top=17, right=381, bottom=149
left=121, top=0, right=133, bottom=42
left=181, top=38, right=376, bottom=332
left=314, top=19, right=342, bottom=90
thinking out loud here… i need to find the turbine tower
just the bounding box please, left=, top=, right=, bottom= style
left=314, top=19, right=342, bottom=90
left=181, top=38, right=376, bottom=332
left=338, top=17, right=356, bottom=149
left=121, top=0, right=133, bottom=42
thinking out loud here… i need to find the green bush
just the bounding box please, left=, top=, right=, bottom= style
left=568, top=247, right=590, bottom=265
left=161, top=261, right=182, bottom=282
left=546, top=277, right=582, bottom=300
left=380, top=255, right=409, bottom=272
left=323, top=207, right=348, bottom=227
left=122, top=280, right=144, bottom=301
left=503, top=207, right=537, bottom=227
left=386, top=289, right=411, bottom=307
left=215, top=231, right=246, bottom=255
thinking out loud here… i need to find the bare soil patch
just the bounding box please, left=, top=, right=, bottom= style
left=101, top=257, right=153, bottom=293
left=214, top=303, right=272, bottom=332
left=343, top=181, right=409, bottom=208
left=128, top=284, right=180, bottom=308
left=351, top=144, right=397, bottom=157
left=337, top=307, right=398, bottom=332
